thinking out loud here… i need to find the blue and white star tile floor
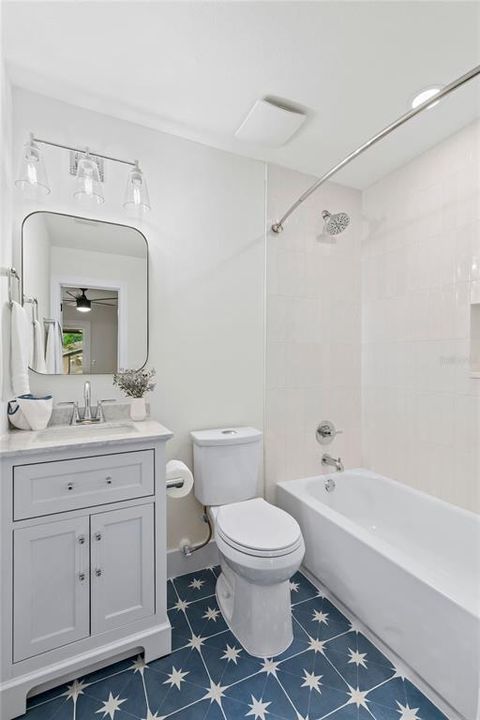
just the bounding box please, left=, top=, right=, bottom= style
left=17, top=568, right=448, bottom=720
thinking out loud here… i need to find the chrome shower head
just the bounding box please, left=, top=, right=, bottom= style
left=322, top=210, right=350, bottom=235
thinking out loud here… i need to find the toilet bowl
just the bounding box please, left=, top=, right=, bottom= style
left=191, top=427, right=305, bottom=658
left=210, top=498, right=305, bottom=657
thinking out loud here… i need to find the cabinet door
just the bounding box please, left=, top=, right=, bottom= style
left=13, top=516, right=90, bottom=661
left=91, top=504, right=155, bottom=634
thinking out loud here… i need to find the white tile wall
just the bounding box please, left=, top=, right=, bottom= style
left=265, top=165, right=363, bottom=500
left=362, top=120, right=480, bottom=513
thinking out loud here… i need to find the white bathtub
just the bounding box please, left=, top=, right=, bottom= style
left=277, top=469, right=480, bottom=720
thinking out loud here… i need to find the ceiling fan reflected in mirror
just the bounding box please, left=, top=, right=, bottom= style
left=63, top=288, right=118, bottom=313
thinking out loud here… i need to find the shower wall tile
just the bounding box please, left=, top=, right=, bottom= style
left=362, top=119, right=480, bottom=513
left=265, top=165, right=363, bottom=500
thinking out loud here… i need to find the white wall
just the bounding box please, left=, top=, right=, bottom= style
left=12, top=88, right=266, bottom=549
left=0, top=60, right=13, bottom=430
left=362, top=120, right=480, bottom=512
left=50, top=245, right=146, bottom=370
left=265, top=164, right=363, bottom=500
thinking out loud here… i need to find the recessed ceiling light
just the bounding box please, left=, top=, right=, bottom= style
left=411, top=87, right=441, bottom=110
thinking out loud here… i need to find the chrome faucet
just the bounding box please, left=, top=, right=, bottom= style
left=77, top=381, right=106, bottom=424
left=83, top=381, right=92, bottom=421
left=321, top=453, right=344, bottom=472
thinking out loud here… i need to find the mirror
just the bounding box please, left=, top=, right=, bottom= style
left=22, top=211, right=148, bottom=374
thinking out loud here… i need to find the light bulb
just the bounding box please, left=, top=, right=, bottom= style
left=73, top=150, right=104, bottom=205
left=15, top=134, right=50, bottom=195
left=123, top=161, right=150, bottom=212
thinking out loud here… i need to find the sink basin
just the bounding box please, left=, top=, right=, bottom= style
left=36, top=422, right=139, bottom=442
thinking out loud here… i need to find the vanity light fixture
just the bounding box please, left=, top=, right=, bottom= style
left=15, top=133, right=151, bottom=212
left=14, top=133, right=50, bottom=195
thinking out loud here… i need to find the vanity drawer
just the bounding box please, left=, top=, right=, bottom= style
left=13, top=450, right=155, bottom=520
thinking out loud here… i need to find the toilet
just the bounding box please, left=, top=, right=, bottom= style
left=191, top=427, right=305, bottom=658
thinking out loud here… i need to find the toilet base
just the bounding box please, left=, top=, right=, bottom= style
left=215, top=562, right=294, bottom=658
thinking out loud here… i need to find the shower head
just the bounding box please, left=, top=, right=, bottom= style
left=322, top=210, right=350, bottom=235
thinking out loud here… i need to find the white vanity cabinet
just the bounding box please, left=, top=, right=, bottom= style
left=0, top=422, right=173, bottom=720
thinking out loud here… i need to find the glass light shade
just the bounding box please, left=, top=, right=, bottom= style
left=15, top=136, right=50, bottom=195
left=73, top=152, right=104, bottom=205
left=123, top=162, right=150, bottom=212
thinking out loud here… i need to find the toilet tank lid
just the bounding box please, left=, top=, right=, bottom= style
left=191, top=427, right=262, bottom=446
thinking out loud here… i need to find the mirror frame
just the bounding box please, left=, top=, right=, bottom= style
left=21, top=210, right=149, bottom=375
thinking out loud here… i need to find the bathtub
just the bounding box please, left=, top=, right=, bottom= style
left=277, top=469, right=480, bottom=720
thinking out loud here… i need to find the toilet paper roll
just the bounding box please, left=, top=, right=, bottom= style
left=166, top=460, right=194, bottom=498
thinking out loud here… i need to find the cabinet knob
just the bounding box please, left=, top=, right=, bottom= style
left=95, top=568, right=102, bottom=577
left=94, top=532, right=102, bottom=541
left=66, top=482, right=74, bottom=491
left=78, top=535, right=86, bottom=545
left=79, top=572, right=86, bottom=582
left=105, top=475, right=112, bottom=485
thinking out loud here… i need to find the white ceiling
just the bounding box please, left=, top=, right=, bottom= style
left=3, top=1, right=480, bottom=188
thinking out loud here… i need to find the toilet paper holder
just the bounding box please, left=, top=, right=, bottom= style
left=166, top=477, right=185, bottom=489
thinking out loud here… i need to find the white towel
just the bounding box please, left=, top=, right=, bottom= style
left=10, top=301, right=31, bottom=395
left=45, top=321, right=63, bottom=374
left=32, top=319, right=46, bottom=373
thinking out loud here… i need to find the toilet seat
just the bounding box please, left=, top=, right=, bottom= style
left=216, top=498, right=303, bottom=558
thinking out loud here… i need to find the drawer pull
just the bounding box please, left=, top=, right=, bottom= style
left=78, top=535, right=86, bottom=545
left=105, top=475, right=112, bottom=484
left=94, top=532, right=102, bottom=541
left=79, top=572, right=86, bottom=582
left=95, top=568, right=102, bottom=577
left=66, top=482, right=74, bottom=491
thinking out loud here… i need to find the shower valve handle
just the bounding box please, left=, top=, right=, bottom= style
left=316, top=420, right=343, bottom=445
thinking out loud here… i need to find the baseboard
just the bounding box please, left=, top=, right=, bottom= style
left=167, top=540, right=219, bottom=578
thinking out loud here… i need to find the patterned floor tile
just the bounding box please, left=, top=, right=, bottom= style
left=168, top=579, right=178, bottom=608
left=184, top=596, right=229, bottom=638
left=367, top=677, right=448, bottom=720
left=168, top=606, right=195, bottom=650
left=292, top=597, right=352, bottom=640
left=17, top=569, right=448, bottom=720
left=173, top=569, right=218, bottom=601
left=289, top=571, right=318, bottom=604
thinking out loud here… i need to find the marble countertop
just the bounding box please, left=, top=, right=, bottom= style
left=0, top=420, right=173, bottom=459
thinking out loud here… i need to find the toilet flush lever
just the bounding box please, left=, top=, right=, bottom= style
left=315, top=420, right=343, bottom=445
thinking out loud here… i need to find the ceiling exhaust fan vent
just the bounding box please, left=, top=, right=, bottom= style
left=235, top=97, right=307, bottom=147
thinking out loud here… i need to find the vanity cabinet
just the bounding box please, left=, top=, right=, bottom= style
left=13, top=503, right=155, bottom=662
left=90, top=503, right=155, bottom=634
left=13, top=515, right=91, bottom=661
left=0, top=423, right=173, bottom=720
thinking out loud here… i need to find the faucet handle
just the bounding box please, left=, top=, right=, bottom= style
left=56, top=401, right=80, bottom=424
left=316, top=420, right=343, bottom=445
left=94, top=401, right=104, bottom=423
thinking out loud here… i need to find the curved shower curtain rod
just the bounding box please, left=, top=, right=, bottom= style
left=271, top=63, right=480, bottom=234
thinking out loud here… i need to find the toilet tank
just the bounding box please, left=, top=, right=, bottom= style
left=190, top=427, right=262, bottom=506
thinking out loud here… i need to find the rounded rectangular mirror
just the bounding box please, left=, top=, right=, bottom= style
left=22, top=211, right=148, bottom=375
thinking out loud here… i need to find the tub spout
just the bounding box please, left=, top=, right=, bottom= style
left=322, top=453, right=344, bottom=472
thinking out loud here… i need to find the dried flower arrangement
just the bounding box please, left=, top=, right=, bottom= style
left=113, top=367, right=156, bottom=399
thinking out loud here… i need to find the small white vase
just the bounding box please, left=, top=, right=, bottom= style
left=130, top=397, right=147, bottom=421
